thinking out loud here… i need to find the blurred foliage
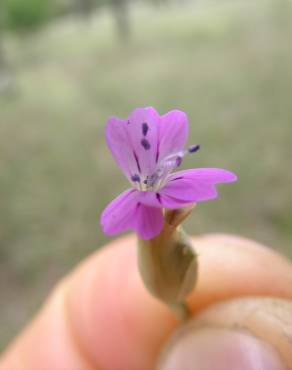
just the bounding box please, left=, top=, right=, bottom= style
left=0, top=0, right=292, bottom=350
left=0, top=0, right=167, bottom=35
left=0, top=0, right=57, bottom=32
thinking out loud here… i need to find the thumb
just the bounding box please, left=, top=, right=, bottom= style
left=157, top=297, right=292, bottom=370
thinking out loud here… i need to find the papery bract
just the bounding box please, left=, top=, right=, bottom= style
left=101, top=107, right=237, bottom=240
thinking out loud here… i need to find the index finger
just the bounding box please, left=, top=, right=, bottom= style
left=1, top=234, right=292, bottom=370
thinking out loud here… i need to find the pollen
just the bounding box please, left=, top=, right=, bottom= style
left=176, top=156, right=183, bottom=167
left=142, top=122, right=149, bottom=136
left=131, top=174, right=141, bottom=182
left=141, top=138, right=151, bottom=150
left=188, top=144, right=200, bottom=153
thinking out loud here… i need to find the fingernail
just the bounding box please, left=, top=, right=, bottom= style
left=158, top=328, right=285, bottom=370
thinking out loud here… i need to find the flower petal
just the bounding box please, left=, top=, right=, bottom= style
left=100, top=189, right=139, bottom=236
left=137, top=190, right=193, bottom=209
left=157, top=110, right=189, bottom=161
left=106, top=117, right=141, bottom=178
left=127, top=107, right=160, bottom=176
left=157, top=193, right=194, bottom=209
left=135, top=203, right=164, bottom=240
left=159, top=168, right=237, bottom=207
left=137, top=191, right=162, bottom=208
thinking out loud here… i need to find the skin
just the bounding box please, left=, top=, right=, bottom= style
left=0, top=233, right=292, bottom=370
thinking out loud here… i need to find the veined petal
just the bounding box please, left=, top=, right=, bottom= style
left=157, top=193, right=194, bottom=209
left=137, top=190, right=193, bottom=209
left=100, top=189, right=139, bottom=236
left=106, top=117, right=140, bottom=178
left=127, top=107, right=160, bottom=176
left=135, top=203, right=164, bottom=240
left=106, top=108, right=190, bottom=185
left=157, top=110, right=189, bottom=161
left=137, top=191, right=162, bottom=208
left=160, top=168, right=237, bottom=205
left=169, top=168, right=237, bottom=184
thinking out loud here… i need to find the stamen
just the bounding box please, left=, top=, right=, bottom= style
left=188, top=144, right=200, bottom=153
left=142, top=122, right=149, bottom=136
left=131, top=174, right=140, bottom=182
left=175, top=156, right=183, bottom=167
left=141, top=138, right=151, bottom=150
left=136, top=144, right=200, bottom=192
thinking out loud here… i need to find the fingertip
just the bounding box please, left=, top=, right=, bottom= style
left=67, top=236, right=176, bottom=370
left=190, top=234, right=292, bottom=312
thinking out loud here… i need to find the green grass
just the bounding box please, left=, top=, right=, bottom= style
left=1, top=0, right=292, bottom=348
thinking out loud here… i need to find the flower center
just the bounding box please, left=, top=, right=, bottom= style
left=130, top=144, right=200, bottom=192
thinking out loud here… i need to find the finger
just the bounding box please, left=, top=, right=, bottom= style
left=158, top=297, right=292, bottom=370
left=0, top=234, right=292, bottom=370
left=188, top=234, right=292, bottom=312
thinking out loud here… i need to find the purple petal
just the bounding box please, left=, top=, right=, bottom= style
left=137, top=191, right=162, bottom=208
left=157, top=193, right=194, bottom=209
left=137, top=190, right=192, bottom=209
left=127, top=107, right=160, bottom=176
left=100, top=189, right=139, bottom=236
left=106, top=117, right=141, bottom=178
left=159, top=168, right=237, bottom=207
left=169, top=168, right=238, bottom=184
left=135, top=203, right=164, bottom=240
left=157, top=110, right=188, bottom=162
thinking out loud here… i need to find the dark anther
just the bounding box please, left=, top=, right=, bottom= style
left=142, top=122, right=149, bottom=136
left=131, top=174, right=140, bottom=182
left=188, top=144, right=200, bottom=153
left=176, top=156, right=183, bottom=167
left=141, top=138, right=151, bottom=150
left=156, top=193, right=162, bottom=203
left=143, top=179, right=148, bottom=184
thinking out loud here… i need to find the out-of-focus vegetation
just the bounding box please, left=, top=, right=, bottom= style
left=0, top=0, right=292, bottom=349
left=0, top=0, right=55, bottom=31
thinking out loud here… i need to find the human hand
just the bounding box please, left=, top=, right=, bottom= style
left=0, top=234, right=292, bottom=370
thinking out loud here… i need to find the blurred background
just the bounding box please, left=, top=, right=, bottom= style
left=0, top=0, right=292, bottom=349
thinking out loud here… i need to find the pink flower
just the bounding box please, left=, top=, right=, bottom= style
left=100, top=107, right=237, bottom=240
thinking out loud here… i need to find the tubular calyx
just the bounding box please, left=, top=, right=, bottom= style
left=137, top=205, right=197, bottom=321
